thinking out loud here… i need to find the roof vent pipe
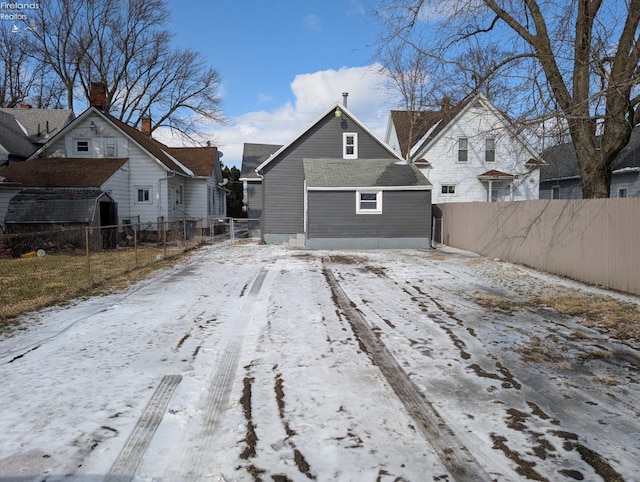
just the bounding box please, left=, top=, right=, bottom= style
left=342, top=92, right=348, bottom=108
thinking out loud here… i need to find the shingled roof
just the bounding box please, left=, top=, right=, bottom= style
left=390, top=98, right=472, bottom=159
left=303, top=158, right=431, bottom=189
left=541, top=126, right=640, bottom=182
left=0, top=157, right=127, bottom=187
left=0, top=111, right=38, bottom=161
left=240, top=143, right=282, bottom=180
left=0, top=107, right=74, bottom=145
left=165, top=146, right=219, bottom=177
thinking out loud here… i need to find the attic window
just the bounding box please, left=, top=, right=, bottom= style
left=343, top=133, right=358, bottom=159
left=458, top=138, right=468, bottom=162
left=74, top=139, right=90, bottom=155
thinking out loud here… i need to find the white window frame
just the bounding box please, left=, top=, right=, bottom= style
left=135, top=186, right=153, bottom=204
left=618, top=187, right=628, bottom=198
left=343, top=132, right=358, bottom=159
left=73, top=138, right=91, bottom=155
left=485, top=138, right=495, bottom=162
left=441, top=184, right=456, bottom=195
left=458, top=138, right=468, bottom=162
left=356, top=190, right=382, bottom=214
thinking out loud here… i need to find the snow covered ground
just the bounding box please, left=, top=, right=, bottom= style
left=1, top=241, right=639, bottom=481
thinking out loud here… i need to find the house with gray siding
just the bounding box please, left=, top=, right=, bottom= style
left=240, top=143, right=281, bottom=220
left=540, top=127, right=640, bottom=199
left=255, top=102, right=432, bottom=248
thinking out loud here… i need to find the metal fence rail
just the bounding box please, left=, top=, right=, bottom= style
left=0, top=217, right=261, bottom=323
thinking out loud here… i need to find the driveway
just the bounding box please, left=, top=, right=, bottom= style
left=0, top=242, right=638, bottom=481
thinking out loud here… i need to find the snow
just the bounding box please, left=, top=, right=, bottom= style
left=1, top=242, right=639, bottom=481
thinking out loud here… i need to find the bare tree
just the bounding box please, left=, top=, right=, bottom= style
left=373, top=0, right=640, bottom=198
left=31, top=0, right=224, bottom=138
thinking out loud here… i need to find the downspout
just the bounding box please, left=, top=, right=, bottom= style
left=303, top=180, right=308, bottom=240
left=158, top=171, right=177, bottom=219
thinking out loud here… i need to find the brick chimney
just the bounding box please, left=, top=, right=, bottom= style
left=89, top=82, right=108, bottom=111
left=19, top=103, right=32, bottom=109
left=440, top=96, right=451, bottom=112
left=141, top=116, right=152, bottom=136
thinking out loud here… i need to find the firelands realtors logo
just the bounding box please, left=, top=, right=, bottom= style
left=1, top=2, right=40, bottom=21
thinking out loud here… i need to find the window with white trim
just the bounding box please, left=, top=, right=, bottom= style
left=618, top=188, right=628, bottom=198
left=441, top=185, right=456, bottom=194
left=135, top=186, right=153, bottom=204
left=485, top=138, right=495, bottom=162
left=458, top=138, right=468, bottom=162
left=343, top=132, right=358, bottom=159
left=356, top=190, right=382, bottom=214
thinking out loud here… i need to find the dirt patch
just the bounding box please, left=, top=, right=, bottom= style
left=474, top=294, right=526, bottom=314
left=240, top=376, right=257, bottom=460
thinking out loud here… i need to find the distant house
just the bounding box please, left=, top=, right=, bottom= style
left=386, top=93, right=542, bottom=203
left=0, top=85, right=226, bottom=233
left=0, top=110, right=38, bottom=164
left=0, top=106, right=75, bottom=150
left=254, top=101, right=432, bottom=248
left=240, top=143, right=281, bottom=220
left=540, top=127, right=640, bottom=199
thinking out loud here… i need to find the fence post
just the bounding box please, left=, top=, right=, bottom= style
left=85, top=227, right=91, bottom=286
left=134, top=228, right=138, bottom=268
left=230, top=218, right=235, bottom=243
left=163, top=219, right=167, bottom=258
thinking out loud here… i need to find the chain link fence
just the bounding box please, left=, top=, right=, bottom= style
left=0, top=217, right=261, bottom=324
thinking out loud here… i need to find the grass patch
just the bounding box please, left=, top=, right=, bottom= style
left=0, top=246, right=192, bottom=332
left=534, top=293, right=640, bottom=342
left=474, top=294, right=526, bottom=313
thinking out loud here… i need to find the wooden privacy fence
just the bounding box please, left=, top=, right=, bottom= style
left=437, top=198, right=640, bottom=296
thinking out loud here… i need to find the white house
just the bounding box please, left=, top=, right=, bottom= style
left=0, top=92, right=226, bottom=233
left=386, top=94, right=542, bottom=203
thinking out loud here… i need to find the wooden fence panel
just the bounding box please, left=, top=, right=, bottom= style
left=438, top=199, right=640, bottom=296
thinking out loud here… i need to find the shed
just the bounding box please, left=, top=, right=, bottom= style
left=5, top=189, right=118, bottom=253
left=303, top=158, right=432, bottom=249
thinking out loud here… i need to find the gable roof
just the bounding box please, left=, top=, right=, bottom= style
left=304, top=158, right=431, bottom=189
left=28, top=107, right=195, bottom=177
left=0, top=157, right=127, bottom=188
left=389, top=102, right=469, bottom=159
left=541, top=126, right=640, bottom=182
left=165, top=146, right=219, bottom=177
left=0, top=111, right=38, bottom=160
left=0, top=107, right=74, bottom=145
left=256, top=103, right=403, bottom=173
left=241, top=143, right=282, bottom=180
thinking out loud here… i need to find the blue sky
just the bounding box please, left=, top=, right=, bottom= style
left=164, top=1, right=396, bottom=168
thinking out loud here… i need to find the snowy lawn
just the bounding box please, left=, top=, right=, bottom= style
left=0, top=241, right=638, bottom=481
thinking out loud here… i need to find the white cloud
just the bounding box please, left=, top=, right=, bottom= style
left=303, top=14, right=321, bottom=30
left=202, top=64, right=398, bottom=168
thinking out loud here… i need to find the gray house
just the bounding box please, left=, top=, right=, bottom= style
left=255, top=101, right=433, bottom=248
left=240, top=143, right=281, bottom=220
left=541, top=127, right=640, bottom=199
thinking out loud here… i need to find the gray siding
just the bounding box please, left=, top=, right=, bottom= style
left=307, top=190, right=432, bottom=239
left=246, top=181, right=263, bottom=219
left=262, top=114, right=398, bottom=237
left=540, top=171, right=640, bottom=199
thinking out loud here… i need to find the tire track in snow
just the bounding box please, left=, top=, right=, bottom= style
left=323, top=264, right=492, bottom=482
left=105, top=374, right=183, bottom=482
left=173, top=266, right=269, bottom=480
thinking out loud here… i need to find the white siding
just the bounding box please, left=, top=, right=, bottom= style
left=415, top=101, right=540, bottom=203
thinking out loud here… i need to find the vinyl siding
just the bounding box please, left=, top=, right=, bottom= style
left=246, top=181, right=263, bottom=219
left=262, top=113, right=398, bottom=237
left=417, top=103, right=539, bottom=203
left=307, top=190, right=431, bottom=239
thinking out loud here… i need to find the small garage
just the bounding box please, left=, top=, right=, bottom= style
left=5, top=189, right=118, bottom=254
left=303, top=158, right=433, bottom=249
